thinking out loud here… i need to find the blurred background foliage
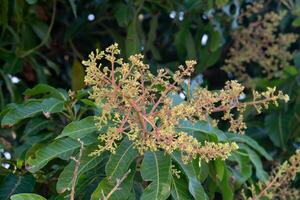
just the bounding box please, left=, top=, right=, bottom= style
left=1, top=0, right=300, bottom=199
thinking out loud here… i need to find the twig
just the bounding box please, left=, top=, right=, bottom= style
left=70, top=139, right=84, bottom=200
left=100, top=169, right=131, bottom=200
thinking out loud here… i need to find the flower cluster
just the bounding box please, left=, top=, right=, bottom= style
left=244, top=149, right=300, bottom=200
left=222, top=2, right=298, bottom=82
left=83, top=43, right=288, bottom=162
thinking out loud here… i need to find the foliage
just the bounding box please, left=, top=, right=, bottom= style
left=1, top=0, right=300, bottom=200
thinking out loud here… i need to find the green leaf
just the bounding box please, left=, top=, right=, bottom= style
left=115, top=3, right=133, bottom=27
left=1, top=101, right=42, bottom=127
left=0, top=174, right=35, bottom=199
left=41, top=98, right=64, bottom=113
left=26, top=138, right=82, bottom=173
left=208, top=30, right=221, bottom=52
left=91, top=170, right=135, bottom=200
left=265, top=111, right=291, bottom=149
left=177, top=120, right=226, bottom=141
left=171, top=152, right=208, bottom=200
left=56, top=146, right=107, bottom=193
left=68, top=0, right=77, bottom=18
left=218, top=168, right=233, bottom=200
left=292, top=17, right=300, bottom=27
left=230, top=152, right=252, bottom=187
left=24, top=84, right=66, bottom=101
left=140, top=151, right=172, bottom=200
left=0, top=0, right=8, bottom=26
left=293, top=51, right=300, bottom=69
left=171, top=176, right=193, bottom=200
left=11, top=193, right=46, bottom=200
left=214, top=159, right=225, bottom=181
left=30, top=21, right=49, bottom=43
left=106, top=138, right=138, bottom=183
left=71, top=59, right=85, bottom=91
left=226, top=133, right=272, bottom=160
left=56, top=116, right=97, bottom=139
left=126, top=20, right=140, bottom=58
left=239, top=144, right=268, bottom=182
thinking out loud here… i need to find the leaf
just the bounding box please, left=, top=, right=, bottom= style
left=68, top=0, right=77, bottom=18
left=293, top=51, right=300, bottom=69
left=214, top=159, right=225, bottom=181
left=91, top=170, right=135, bottom=200
left=126, top=20, right=140, bottom=58
left=114, top=3, right=133, bottom=27
left=218, top=168, right=233, bottom=200
left=1, top=101, right=42, bottom=127
left=24, top=84, right=66, bottom=101
left=30, top=21, right=49, bottom=43
left=41, top=98, right=64, bottom=113
left=140, top=151, right=172, bottom=200
left=56, top=116, right=97, bottom=139
left=230, top=152, right=252, bottom=187
left=0, top=174, right=35, bottom=200
left=177, top=120, right=226, bottom=141
left=226, top=133, right=272, bottom=160
left=171, top=176, right=193, bottom=200
left=10, top=193, right=46, bottom=200
left=239, top=144, right=268, bottom=182
left=71, top=59, right=85, bottom=91
left=105, top=138, right=138, bottom=183
left=56, top=146, right=107, bottom=193
left=171, top=152, right=208, bottom=200
left=0, top=0, right=8, bottom=26
left=208, top=30, right=221, bottom=52
left=26, top=138, right=82, bottom=173
left=24, top=118, right=50, bottom=136
left=265, top=111, right=291, bottom=149
left=292, top=17, right=300, bottom=27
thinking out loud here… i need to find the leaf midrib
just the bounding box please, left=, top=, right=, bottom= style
left=109, top=143, right=134, bottom=179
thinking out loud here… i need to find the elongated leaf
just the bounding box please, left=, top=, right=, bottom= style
left=239, top=144, right=268, bottom=182
left=230, top=152, right=252, bottom=187
left=68, top=0, right=77, bottom=18
left=226, top=133, right=272, bottom=160
left=56, top=116, right=97, bottom=139
left=171, top=176, right=193, bottom=200
left=178, top=120, right=226, bottom=141
left=41, top=98, right=64, bottom=113
left=71, top=59, right=85, bottom=91
left=126, top=20, right=140, bottom=58
left=10, top=193, right=46, bottom=200
left=1, top=101, right=42, bottom=127
left=106, top=138, right=138, bottom=183
left=171, top=152, right=208, bottom=200
left=0, top=0, right=8, bottom=26
left=218, top=168, right=233, bottom=200
left=91, top=170, right=135, bottom=200
left=26, top=138, right=82, bottom=173
left=24, top=84, right=66, bottom=100
left=265, top=111, right=291, bottom=149
left=140, top=151, right=171, bottom=200
left=56, top=146, right=107, bottom=193
left=0, top=174, right=35, bottom=200
left=24, top=118, right=53, bottom=136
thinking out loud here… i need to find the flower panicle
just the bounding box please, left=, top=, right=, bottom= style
left=83, top=43, right=288, bottom=163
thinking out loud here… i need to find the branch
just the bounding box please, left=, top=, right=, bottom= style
left=70, top=139, right=84, bottom=200
left=100, top=169, right=131, bottom=200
